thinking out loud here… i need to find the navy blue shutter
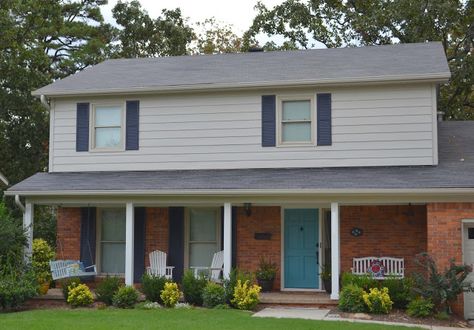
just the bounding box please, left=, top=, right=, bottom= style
left=80, top=207, right=96, bottom=279
left=168, top=207, right=185, bottom=282
left=134, top=207, right=146, bottom=283
left=76, top=103, right=90, bottom=151
left=317, top=93, right=332, bottom=146
left=261, top=95, right=276, bottom=147
left=126, top=100, right=139, bottom=150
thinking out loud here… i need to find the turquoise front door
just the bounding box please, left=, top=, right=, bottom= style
left=284, top=209, right=319, bottom=289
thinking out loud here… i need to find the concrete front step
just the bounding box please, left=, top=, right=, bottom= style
left=259, top=292, right=337, bottom=306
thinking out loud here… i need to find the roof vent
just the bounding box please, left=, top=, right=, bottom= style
left=248, top=46, right=264, bottom=53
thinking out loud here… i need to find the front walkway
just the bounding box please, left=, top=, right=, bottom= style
left=253, top=308, right=466, bottom=330
left=259, top=292, right=336, bottom=306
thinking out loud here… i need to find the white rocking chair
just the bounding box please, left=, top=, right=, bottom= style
left=146, top=250, right=174, bottom=280
left=191, top=250, right=224, bottom=282
left=50, top=260, right=97, bottom=281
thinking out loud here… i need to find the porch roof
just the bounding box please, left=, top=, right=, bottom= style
left=6, top=121, right=474, bottom=196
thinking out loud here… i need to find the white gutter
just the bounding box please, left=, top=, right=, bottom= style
left=15, top=195, right=25, bottom=212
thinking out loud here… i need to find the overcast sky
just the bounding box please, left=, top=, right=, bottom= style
left=101, top=0, right=285, bottom=34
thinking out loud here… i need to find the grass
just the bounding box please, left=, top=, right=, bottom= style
left=0, top=308, right=421, bottom=330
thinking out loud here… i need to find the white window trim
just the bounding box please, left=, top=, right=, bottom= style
left=276, top=94, right=316, bottom=147
left=89, top=103, right=126, bottom=152
left=96, top=207, right=126, bottom=276
left=184, top=207, right=221, bottom=270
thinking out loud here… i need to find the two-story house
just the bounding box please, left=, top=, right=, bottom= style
left=7, top=42, right=474, bottom=317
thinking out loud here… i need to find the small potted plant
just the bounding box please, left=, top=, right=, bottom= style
left=320, top=264, right=331, bottom=294
left=255, top=257, right=278, bottom=292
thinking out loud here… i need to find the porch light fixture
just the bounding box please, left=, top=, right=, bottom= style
left=244, top=203, right=252, bottom=217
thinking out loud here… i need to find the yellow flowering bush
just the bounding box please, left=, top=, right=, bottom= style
left=231, top=280, right=261, bottom=310
left=32, top=239, right=55, bottom=288
left=160, top=282, right=181, bottom=308
left=362, top=287, right=393, bottom=314
left=67, top=284, right=94, bottom=307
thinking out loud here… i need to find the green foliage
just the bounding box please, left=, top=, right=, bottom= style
left=182, top=270, right=207, bottom=306
left=141, top=273, right=169, bottom=304
left=412, top=253, right=472, bottom=313
left=341, top=272, right=378, bottom=291
left=362, top=287, right=393, bottom=314
left=33, top=207, right=57, bottom=248
left=244, top=0, right=474, bottom=119
left=113, top=286, right=139, bottom=309
left=255, top=257, right=278, bottom=281
left=231, top=280, right=261, bottom=310
left=0, top=201, right=26, bottom=269
left=407, top=297, right=434, bottom=318
left=60, top=277, right=81, bottom=301
left=0, top=266, right=38, bottom=310
left=434, top=311, right=450, bottom=320
left=223, top=268, right=254, bottom=304
left=382, top=277, right=413, bottom=309
left=339, top=284, right=367, bottom=313
left=202, top=282, right=226, bottom=308
left=67, top=284, right=94, bottom=307
left=95, top=276, right=122, bottom=306
left=32, top=238, right=55, bottom=284
left=193, top=18, right=242, bottom=54
left=160, top=282, right=181, bottom=308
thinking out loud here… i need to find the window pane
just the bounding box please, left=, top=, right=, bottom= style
left=101, top=242, right=125, bottom=273
left=189, top=209, right=218, bottom=241
left=95, top=106, right=121, bottom=126
left=95, top=127, right=121, bottom=148
left=282, top=100, right=311, bottom=121
left=101, top=209, right=126, bottom=241
left=189, top=243, right=219, bottom=268
left=282, top=122, right=312, bottom=142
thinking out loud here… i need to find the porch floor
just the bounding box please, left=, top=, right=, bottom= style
left=259, top=292, right=337, bottom=306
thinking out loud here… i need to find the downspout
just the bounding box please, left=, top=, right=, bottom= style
left=40, top=95, right=50, bottom=109
left=15, top=195, right=25, bottom=213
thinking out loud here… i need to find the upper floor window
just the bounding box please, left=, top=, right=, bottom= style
left=277, top=95, right=315, bottom=146
left=92, top=104, right=124, bottom=150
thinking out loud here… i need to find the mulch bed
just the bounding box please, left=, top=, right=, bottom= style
left=329, top=308, right=472, bottom=328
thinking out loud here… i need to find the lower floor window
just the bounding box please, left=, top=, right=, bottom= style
left=187, top=208, right=221, bottom=268
left=98, top=208, right=126, bottom=274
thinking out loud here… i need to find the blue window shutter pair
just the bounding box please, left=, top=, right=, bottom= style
left=75, top=101, right=140, bottom=152
left=261, top=94, right=332, bottom=147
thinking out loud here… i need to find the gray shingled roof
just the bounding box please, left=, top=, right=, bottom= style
left=7, top=121, right=474, bottom=195
left=33, top=42, right=450, bottom=97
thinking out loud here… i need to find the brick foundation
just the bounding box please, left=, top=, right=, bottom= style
left=340, top=205, right=427, bottom=276
left=426, top=203, right=474, bottom=316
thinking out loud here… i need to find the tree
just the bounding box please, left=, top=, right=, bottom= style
left=193, top=18, right=243, bottom=54
left=112, top=0, right=194, bottom=58
left=245, top=0, right=473, bottom=119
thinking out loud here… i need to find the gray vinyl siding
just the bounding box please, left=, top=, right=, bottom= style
left=49, top=83, right=437, bottom=172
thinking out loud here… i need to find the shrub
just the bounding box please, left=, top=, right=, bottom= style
left=255, top=257, right=278, bottom=281
left=339, top=284, right=366, bottom=312
left=341, top=272, right=378, bottom=291
left=95, top=276, right=121, bottom=306
left=223, top=268, right=254, bottom=304
left=67, top=284, right=93, bottom=307
left=182, top=270, right=207, bottom=305
left=32, top=239, right=55, bottom=285
left=412, top=252, right=472, bottom=313
left=383, top=276, right=413, bottom=309
left=202, top=282, right=226, bottom=308
left=60, top=277, right=81, bottom=300
left=141, top=273, right=168, bottom=303
left=407, top=297, right=434, bottom=318
left=0, top=267, right=38, bottom=310
left=362, top=287, right=393, bottom=314
left=231, top=280, right=261, bottom=310
left=160, top=282, right=181, bottom=308
left=0, top=202, right=26, bottom=270
left=113, top=286, right=139, bottom=309
left=434, top=311, right=450, bottom=320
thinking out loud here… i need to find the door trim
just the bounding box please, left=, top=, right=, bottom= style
left=462, top=219, right=474, bottom=319
left=281, top=207, right=324, bottom=291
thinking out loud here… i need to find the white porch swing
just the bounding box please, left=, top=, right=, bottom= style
left=49, top=207, right=97, bottom=280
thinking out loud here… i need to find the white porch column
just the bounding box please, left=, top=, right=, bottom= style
left=330, top=202, right=340, bottom=300
left=223, top=202, right=232, bottom=279
left=23, top=201, right=34, bottom=261
left=125, top=202, right=135, bottom=286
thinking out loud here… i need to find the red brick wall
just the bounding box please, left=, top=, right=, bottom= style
left=56, top=207, right=81, bottom=260
left=340, top=205, right=427, bottom=276
left=235, top=206, right=281, bottom=290
left=145, top=207, right=169, bottom=268
left=426, top=203, right=474, bottom=316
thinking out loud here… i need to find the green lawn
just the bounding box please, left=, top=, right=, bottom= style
left=0, top=308, right=420, bottom=330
